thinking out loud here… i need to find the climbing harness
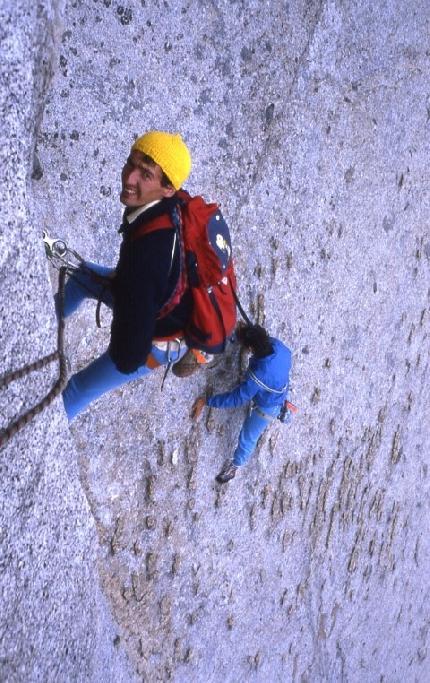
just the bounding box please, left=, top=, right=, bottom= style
left=0, top=266, right=69, bottom=449
left=253, top=405, right=278, bottom=422
left=247, top=372, right=298, bottom=423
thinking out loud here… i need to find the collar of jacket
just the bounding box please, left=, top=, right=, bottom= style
left=118, top=196, right=179, bottom=236
left=126, top=199, right=161, bottom=224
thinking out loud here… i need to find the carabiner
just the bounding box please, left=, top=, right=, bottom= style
left=42, top=231, right=68, bottom=258
left=42, top=231, right=84, bottom=271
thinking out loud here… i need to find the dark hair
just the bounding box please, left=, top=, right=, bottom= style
left=139, top=152, right=173, bottom=188
left=236, top=323, right=273, bottom=358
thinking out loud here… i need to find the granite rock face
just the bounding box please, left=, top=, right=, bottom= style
left=0, top=2, right=134, bottom=681
left=2, top=0, right=430, bottom=681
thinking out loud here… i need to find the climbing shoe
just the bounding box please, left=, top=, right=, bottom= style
left=172, top=349, right=200, bottom=377
left=173, top=349, right=220, bottom=378
left=216, top=461, right=238, bottom=484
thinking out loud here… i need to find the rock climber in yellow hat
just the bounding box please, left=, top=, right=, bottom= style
left=59, top=131, right=194, bottom=420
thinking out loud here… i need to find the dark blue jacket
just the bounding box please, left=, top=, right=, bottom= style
left=109, top=198, right=192, bottom=373
left=207, top=338, right=291, bottom=410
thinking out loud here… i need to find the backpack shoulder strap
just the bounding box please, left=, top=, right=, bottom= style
left=176, top=189, right=192, bottom=205
left=131, top=213, right=174, bottom=240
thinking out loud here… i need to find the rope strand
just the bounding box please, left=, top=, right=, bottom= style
left=0, top=267, right=69, bottom=449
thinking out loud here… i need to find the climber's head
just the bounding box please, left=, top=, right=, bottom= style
left=236, top=322, right=274, bottom=358
left=120, top=131, right=192, bottom=208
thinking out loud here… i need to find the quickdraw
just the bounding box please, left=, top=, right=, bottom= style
left=43, top=231, right=111, bottom=328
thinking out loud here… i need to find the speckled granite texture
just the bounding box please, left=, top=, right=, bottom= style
left=2, top=0, right=430, bottom=680
left=0, top=2, right=135, bottom=681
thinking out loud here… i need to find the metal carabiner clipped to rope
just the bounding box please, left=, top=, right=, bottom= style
left=42, top=231, right=84, bottom=271
left=42, top=231, right=68, bottom=258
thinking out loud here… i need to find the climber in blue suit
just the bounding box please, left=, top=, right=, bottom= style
left=192, top=323, right=292, bottom=483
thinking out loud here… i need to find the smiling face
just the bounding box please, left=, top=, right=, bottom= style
left=120, top=150, right=175, bottom=207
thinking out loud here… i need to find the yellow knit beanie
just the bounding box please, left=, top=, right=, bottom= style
left=131, top=131, right=192, bottom=190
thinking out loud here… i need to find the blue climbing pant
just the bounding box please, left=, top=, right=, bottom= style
left=59, top=262, right=186, bottom=421
left=233, top=404, right=280, bottom=467
left=55, top=261, right=115, bottom=317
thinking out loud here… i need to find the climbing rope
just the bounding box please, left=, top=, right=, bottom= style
left=0, top=266, right=69, bottom=449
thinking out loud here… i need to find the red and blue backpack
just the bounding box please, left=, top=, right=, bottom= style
left=134, top=190, right=238, bottom=353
